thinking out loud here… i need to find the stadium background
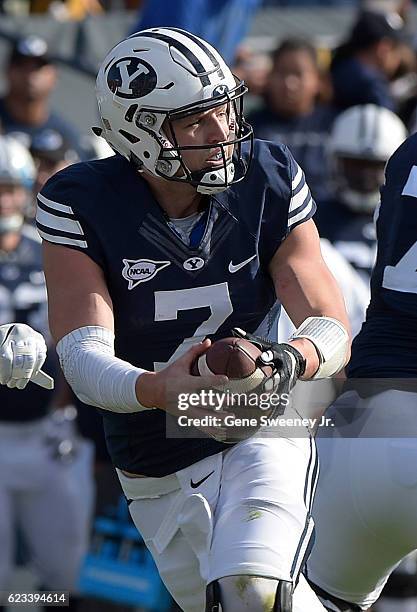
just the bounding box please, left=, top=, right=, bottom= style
left=3, top=2, right=416, bottom=135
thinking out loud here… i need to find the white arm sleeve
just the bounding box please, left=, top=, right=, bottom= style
left=288, top=316, right=349, bottom=379
left=56, top=326, right=152, bottom=413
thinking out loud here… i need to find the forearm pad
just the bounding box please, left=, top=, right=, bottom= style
left=56, top=326, right=151, bottom=413
left=288, top=316, right=349, bottom=379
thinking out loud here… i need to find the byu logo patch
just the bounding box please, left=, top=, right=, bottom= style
left=183, top=257, right=205, bottom=271
left=107, top=57, right=157, bottom=99
left=122, top=259, right=170, bottom=290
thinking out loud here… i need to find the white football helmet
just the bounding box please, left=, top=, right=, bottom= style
left=0, top=135, right=35, bottom=190
left=329, top=104, right=407, bottom=212
left=0, top=135, right=36, bottom=233
left=95, top=27, right=253, bottom=194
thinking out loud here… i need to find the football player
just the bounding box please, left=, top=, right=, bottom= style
left=315, top=104, right=407, bottom=286
left=0, top=136, right=53, bottom=390
left=37, top=29, right=349, bottom=611
left=248, top=37, right=336, bottom=204
left=0, top=135, right=91, bottom=610
left=306, top=131, right=417, bottom=611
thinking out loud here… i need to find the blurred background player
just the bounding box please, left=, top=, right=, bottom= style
left=330, top=9, right=407, bottom=113
left=315, top=103, right=407, bottom=286
left=0, top=134, right=94, bottom=612
left=0, top=35, right=91, bottom=161
left=249, top=37, right=336, bottom=203
left=30, top=129, right=80, bottom=197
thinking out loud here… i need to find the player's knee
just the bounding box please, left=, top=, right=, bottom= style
left=208, top=576, right=292, bottom=612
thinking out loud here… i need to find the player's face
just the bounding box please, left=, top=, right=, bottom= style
left=168, top=103, right=234, bottom=173
left=8, top=59, right=57, bottom=102
left=267, top=50, right=320, bottom=117
left=378, top=40, right=403, bottom=78
left=338, top=157, right=386, bottom=194
left=0, top=183, right=26, bottom=218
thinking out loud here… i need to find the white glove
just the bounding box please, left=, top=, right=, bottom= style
left=0, top=324, right=54, bottom=390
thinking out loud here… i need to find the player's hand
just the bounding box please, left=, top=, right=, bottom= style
left=136, top=340, right=231, bottom=438
left=232, top=327, right=306, bottom=395
left=0, top=324, right=54, bottom=390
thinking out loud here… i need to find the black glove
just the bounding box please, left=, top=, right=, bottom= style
left=232, top=328, right=306, bottom=395
left=205, top=329, right=306, bottom=445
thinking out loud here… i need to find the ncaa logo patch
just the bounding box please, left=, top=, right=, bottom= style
left=183, top=257, right=205, bottom=271
left=107, top=57, right=157, bottom=99
left=122, top=259, right=170, bottom=290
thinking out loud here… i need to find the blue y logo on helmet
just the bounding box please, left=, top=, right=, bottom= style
left=212, top=84, right=229, bottom=97
left=107, top=57, right=157, bottom=99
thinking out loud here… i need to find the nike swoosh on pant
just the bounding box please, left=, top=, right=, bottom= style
left=190, top=470, right=215, bottom=489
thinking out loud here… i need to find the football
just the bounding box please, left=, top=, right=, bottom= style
left=192, top=337, right=272, bottom=393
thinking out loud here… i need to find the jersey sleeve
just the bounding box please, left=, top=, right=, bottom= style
left=286, top=148, right=316, bottom=232
left=36, top=170, right=106, bottom=270
left=257, top=142, right=316, bottom=266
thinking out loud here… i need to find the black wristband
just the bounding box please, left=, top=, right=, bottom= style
left=280, top=343, right=307, bottom=378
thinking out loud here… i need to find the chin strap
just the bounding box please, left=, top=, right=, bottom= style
left=195, top=160, right=235, bottom=194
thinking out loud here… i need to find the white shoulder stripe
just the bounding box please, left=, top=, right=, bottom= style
left=288, top=198, right=313, bottom=227
left=402, top=165, right=417, bottom=198
left=291, top=164, right=303, bottom=191
left=289, top=182, right=310, bottom=214
left=36, top=206, right=84, bottom=236
left=37, top=228, right=87, bottom=249
left=38, top=192, right=74, bottom=215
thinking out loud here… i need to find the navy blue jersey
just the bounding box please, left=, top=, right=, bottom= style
left=314, top=199, right=376, bottom=284
left=37, top=139, right=316, bottom=476
left=249, top=105, right=336, bottom=203
left=348, top=133, right=417, bottom=378
left=0, top=225, right=57, bottom=421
